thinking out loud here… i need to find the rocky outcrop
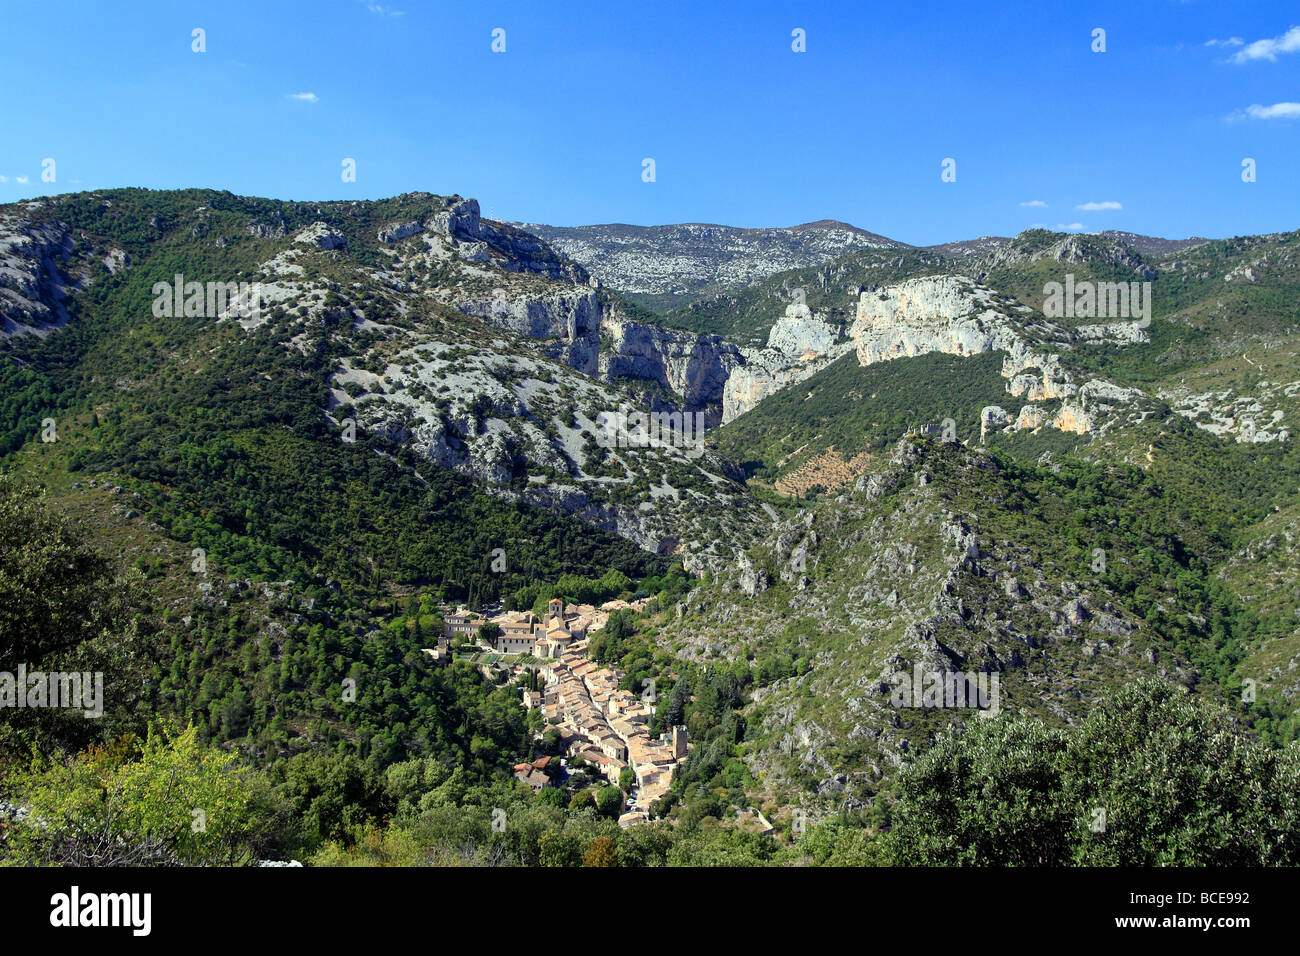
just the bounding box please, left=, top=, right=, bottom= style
left=722, top=357, right=821, bottom=423
left=969, top=231, right=1157, bottom=280
left=980, top=405, right=1011, bottom=441
left=294, top=222, right=347, bottom=251
left=0, top=216, right=78, bottom=340
left=852, top=276, right=1075, bottom=411
left=850, top=275, right=1150, bottom=440
left=369, top=197, right=604, bottom=375
left=246, top=214, right=287, bottom=239
left=378, top=221, right=424, bottom=243
left=1050, top=403, right=1093, bottom=434
left=599, top=313, right=742, bottom=421
left=1159, top=381, right=1296, bottom=444
left=454, top=289, right=602, bottom=376
left=998, top=379, right=1148, bottom=439
left=852, top=275, right=1023, bottom=363
left=1075, top=319, right=1150, bottom=344
left=720, top=303, right=854, bottom=422
left=1015, top=404, right=1051, bottom=431
left=381, top=197, right=588, bottom=285
left=765, top=303, right=841, bottom=357
left=596, top=301, right=852, bottom=424
left=652, top=275, right=1154, bottom=430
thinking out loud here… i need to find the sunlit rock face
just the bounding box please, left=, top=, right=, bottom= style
left=851, top=276, right=1020, bottom=364
left=599, top=313, right=743, bottom=423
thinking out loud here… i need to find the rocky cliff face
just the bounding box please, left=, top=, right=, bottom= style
left=721, top=304, right=854, bottom=422
left=597, top=301, right=854, bottom=424
left=848, top=275, right=1153, bottom=441
left=852, top=275, right=1025, bottom=362
left=368, top=196, right=602, bottom=374
left=853, top=277, right=1073, bottom=398
left=612, top=274, right=1155, bottom=433
left=598, top=312, right=743, bottom=423
left=765, top=303, right=842, bottom=357
left=0, top=215, right=84, bottom=340
left=454, top=289, right=602, bottom=376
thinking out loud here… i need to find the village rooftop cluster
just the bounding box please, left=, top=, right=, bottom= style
left=436, top=598, right=687, bottom=825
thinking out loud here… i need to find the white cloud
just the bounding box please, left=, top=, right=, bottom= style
left=1244, top=101, right=1300, bottom=119
left=1231, top=25, right=1300, bottom=63
left=0, top=175, right=7, bottom=183
left=1056, top=222, right=1085, bottom=232
left=287, top=92, right=319, bottom=102
left=1205, top=37, right=1244, bottom=48
left=1075, top=201, right=1122, bottom=211
left=15, top=176, right=29, bottom=184
left=364, top=2, right=403, bottom=15
left=1019, top=200, right=1047, bottom=207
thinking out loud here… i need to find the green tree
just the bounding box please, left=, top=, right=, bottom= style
left=275, top=751, right=389, bottom=851
left=1065, top=681, right=1300, bottom=866
left=595, top=785, right=624, bottom=819
left=891, top=716, right=1071, bottom=865
left=891, top=680, right=1300, bottom=866
left=0, top=475, right=152, bottom=755
left=0, top=474, right=126, bottom=664
left=538, top=830, right=581, bottom=867
left=7, top=724, right=283, bottom=865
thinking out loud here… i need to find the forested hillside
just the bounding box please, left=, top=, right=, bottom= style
left=3, top=189, right=1298, bottom=868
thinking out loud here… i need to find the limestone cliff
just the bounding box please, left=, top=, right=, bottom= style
left=720, top=304, right=854, bottom=422
left=598, top=301, right=853, bottom=425
left=371, top=196, right=602, bottom=374
left=454, top=289, right=602, bottom=376
left=0, top=216, right=83, bottom=340
left=850, top=275, right=1150, bottom=440
left=598, top=312, right=743, bottom=423
left=615, top=275, right=1152, bottom=434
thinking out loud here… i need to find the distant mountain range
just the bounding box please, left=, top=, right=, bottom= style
left=522, top=219, right=1214, bottom=311
left=518, top=220, right=903, bottom=311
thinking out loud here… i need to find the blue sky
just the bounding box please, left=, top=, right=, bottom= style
left=1, top=0, right=1297, bottom=244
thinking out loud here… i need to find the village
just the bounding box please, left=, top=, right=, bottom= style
left=434, top=598, right=688, bottom=826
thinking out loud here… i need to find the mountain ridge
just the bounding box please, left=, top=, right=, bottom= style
left=3, top=186, right=1298, bottom=839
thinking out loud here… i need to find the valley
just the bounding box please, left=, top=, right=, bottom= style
left=3, top=187, right=1299, bottom=867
